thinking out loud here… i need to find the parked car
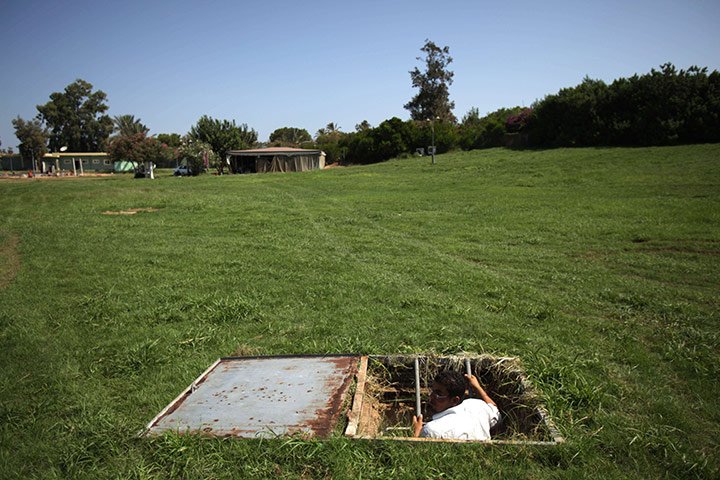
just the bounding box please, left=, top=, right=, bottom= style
left=173, top=165, right=192, bottom=176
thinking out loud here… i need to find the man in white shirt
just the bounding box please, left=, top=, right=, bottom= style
left=412, top=370, right=500, bottom=441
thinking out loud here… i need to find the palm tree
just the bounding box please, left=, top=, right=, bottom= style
left=288, top=128, right=310, bottom=147
left=355, top=120, right=371, bottom=132
left=316, top=122, right=342, bottom=141
left=113, top=115, right=149, bottom=137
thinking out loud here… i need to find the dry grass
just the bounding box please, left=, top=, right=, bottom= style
left=361, top=354, right=555, bottom=442
left=102, top=207, right=162, bottom=215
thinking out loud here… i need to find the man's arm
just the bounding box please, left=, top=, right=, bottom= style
left=465, top=374, right=497, bottom=407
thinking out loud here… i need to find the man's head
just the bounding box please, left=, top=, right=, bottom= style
left=429, top=370, right=466, bottom=413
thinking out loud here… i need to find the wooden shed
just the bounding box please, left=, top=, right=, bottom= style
left=226, top=147, right=325, bottom=174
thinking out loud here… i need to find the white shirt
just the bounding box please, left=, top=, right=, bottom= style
left=419, top=398, right=500, bottom=441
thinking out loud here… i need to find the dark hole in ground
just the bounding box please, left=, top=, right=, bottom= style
left=349, top=355, right=563, bottom=444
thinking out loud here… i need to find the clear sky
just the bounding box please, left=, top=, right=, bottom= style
left=1, top=0, right=719, bottom=150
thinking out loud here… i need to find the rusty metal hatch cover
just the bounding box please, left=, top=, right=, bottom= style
left=142, top=355, right=359, bottom=439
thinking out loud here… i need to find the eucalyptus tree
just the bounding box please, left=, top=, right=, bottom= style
left=36, top=79, right=113, bottom=152
left=404, top=39, right=456, bottom=124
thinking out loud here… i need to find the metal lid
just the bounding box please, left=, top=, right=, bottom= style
left=143, top=355, right=359, bottom=439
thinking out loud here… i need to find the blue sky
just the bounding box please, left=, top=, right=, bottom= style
left=1, top=0, right=719, bottom=150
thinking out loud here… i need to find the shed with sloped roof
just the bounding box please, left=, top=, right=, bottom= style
left=226, top=147, right=325, bottom=174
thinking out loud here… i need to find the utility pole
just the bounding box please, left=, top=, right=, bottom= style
left=431, top=122, right=435, bottom=165
left=427, top=117, right=439, bottom=164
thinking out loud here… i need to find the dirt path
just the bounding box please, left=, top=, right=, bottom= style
left=102, top=207, right=161, bottom=215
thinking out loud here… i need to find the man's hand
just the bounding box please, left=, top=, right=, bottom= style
left=465, top=374, right=482, bottom=393
left=412, top=414, right=423, bottom=437
left=464, top=374, right=497, bottom=407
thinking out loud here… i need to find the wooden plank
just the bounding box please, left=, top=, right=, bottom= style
left=344, top=355, right=368, bottom=437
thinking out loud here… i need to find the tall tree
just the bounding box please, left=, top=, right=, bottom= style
left=355, top=120, right=372, bottom=132
left=36, top=79, right=113, bottom=152
left=188, top=115, right=257, bottom=173
left=269, top=127, right=311, bottom=147
left=404, top=39, right=456, bottom=123
left=156, top=133, right=182, bottom=149
left=315, top=122, right=344, bottom=142
left=12, top=116, right=48, bottom=168
left=113, top=114, right=149, bottom=137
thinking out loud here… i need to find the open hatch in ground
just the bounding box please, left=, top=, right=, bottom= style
left=141, top=354, right=563, bottom=445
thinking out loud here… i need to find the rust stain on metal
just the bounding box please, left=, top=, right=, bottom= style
left=143, top=355, right=359, bottom=439
left=161, top=390, right=191, bottom=419
left=142, top=354, right=564, bottom=446
left=304, top=356, right=357, bottom=437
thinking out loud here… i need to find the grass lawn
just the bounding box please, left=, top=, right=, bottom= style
left=1, top=144, right=718, bottom=479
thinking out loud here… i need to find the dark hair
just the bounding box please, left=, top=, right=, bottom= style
left=434, top=370, right=466, bottom=400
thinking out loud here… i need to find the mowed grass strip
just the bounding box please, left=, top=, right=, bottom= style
left=0, top=144, right=718, bottom=479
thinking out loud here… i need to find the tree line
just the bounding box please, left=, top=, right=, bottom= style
left=300, top=43, right=720, bottom=165
left=4, top=41, right=719, bottom=173
left=313, top=62, right=719, bottom=164
left=4, top=79, right=259, bottom=175
left=528, top=63, right=720, bottom=147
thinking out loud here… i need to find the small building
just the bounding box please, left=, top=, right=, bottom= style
left=43, top=152, right=113, bottom=173
left=226, top=147, right=325, bottom=174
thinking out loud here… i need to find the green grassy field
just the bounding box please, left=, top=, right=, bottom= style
left=1, top=145, right=718, bottom=479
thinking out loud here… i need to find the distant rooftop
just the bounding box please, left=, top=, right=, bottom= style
left=227, top=147, right=322, bottom=156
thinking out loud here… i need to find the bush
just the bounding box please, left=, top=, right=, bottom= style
left=178, top=140, right=217, bottom=175
left=433, top=121, right=460, bottom=153
left=339, top=117, right=465, bottom=163
left=458, top=106, right=530, bottom=151
left=342, top=118, right=413, bottom=164
left=504, top=108, right=533, bottom=133
left=107, top=133, right=178, bottom=172
left=459, top=124, right=483, bottom=150
left=482, top=120, right=506, bottom=148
